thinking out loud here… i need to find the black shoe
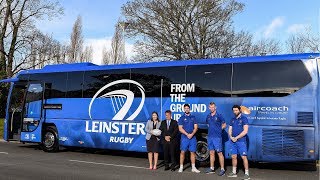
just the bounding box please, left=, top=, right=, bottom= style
left=170, top=164, right=177, bottom=171
left=164, top=166, right=170, bottom=171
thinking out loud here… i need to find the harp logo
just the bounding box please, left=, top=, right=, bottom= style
left=88, top=79, right=145, bottom=121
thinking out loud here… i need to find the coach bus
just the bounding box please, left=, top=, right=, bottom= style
left=1, top=53, right=319, bottom=165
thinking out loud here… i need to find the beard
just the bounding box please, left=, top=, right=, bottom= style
left=234, top=112, right=241, bottom=117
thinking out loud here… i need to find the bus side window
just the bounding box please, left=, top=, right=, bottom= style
left=130, top=66, right=186, bottom=97
left=83, top=69, right=130, bottom=98
left=29, top=73, right=67, bottom=99
left=232, top=60, right=312, bottom=97
left=186, top=64, right=232, bottom=97
left=66, top=71, right=84, bottom=98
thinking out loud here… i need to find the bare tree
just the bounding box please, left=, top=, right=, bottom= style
left=80, top=45, right=93, bottom=62
left=0, top=0, right=63, bottom=77
left=102, top=46, right=111, bottom=64
left=122, top=0, right=244, bottom=61
left=11, top=29, right=65, bottom=74
left=215, top=30, right=254, bottom=57
left=23, top=29, right=50, bottom=70
left=301, top=27, right=320, bottom=52
left=58, top=43, right=68, bottom=64
left=250, top=39, right=282, bottom=56
left=69, top=15, right=83, bottom=63
left=286, top=34, right=306, bottom=53
left=102, top=21, right=127, bottom=64
left=285, top=26, right=319, bottom=54
left=0, top=0, right=11, bottom=76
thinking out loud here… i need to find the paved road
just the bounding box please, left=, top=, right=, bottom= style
left=0, top=141, right=318, bottom=180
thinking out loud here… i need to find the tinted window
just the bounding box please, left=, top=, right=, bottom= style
left=17, top=74, right=29, bottom=82
left=83, top=69, right=130, bottom=98
left=186, top=64, right=232, bottom=97
left=232, top=60, right=312, bottom=97
left=131, top=66, right=186, bottom=97
left=25, top=83, right=43, bottom=103
left=7, top=75, right=29, bottom=115
left=29, top=73, right=67, bottom=99
left=66, top=71, right=84, bottom=98
left=9, top=82, right=27, bottom=112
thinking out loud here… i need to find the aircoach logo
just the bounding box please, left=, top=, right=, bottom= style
left=88, top=79, right=145, bottom=120
left=248, top=106, right=289, bottom=112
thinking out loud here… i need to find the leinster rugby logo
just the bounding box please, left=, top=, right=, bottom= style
left=88, top=79, right=145, bottom=121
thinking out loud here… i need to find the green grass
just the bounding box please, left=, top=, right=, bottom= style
left=0, top=118, right=3, bottom=139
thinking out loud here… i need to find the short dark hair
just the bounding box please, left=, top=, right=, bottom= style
left=184, top=104, right=190, bottom=108
left=232, top=105, right=241, bottom=111
left=209, top=102, right=216, bottom=106
left=165, top=110, right=172, bottom=114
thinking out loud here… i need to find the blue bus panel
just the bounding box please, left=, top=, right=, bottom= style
left=2, top=53, right=319, bottom=163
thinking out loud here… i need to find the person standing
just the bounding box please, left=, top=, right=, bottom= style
left=205, top=102, right=226, bottom=176
left=178, top=104, right=200, bottom=173
left=160, top=110, right=179, bottom=171
left=227, top=105, right=250, bottom=180
left=145, top=112, right=161, bottom=170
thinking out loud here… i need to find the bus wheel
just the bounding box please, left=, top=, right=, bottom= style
left=42, top=126, right=59, bottom=152
left=196, top=136, right=210, bottom=166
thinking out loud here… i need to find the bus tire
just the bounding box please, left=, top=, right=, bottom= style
left=196, top=135, right=210, bottom=166
left=42, top=126, right=59, bottom=152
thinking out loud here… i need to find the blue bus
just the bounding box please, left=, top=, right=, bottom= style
left=1, top=53, right=319, bottom=165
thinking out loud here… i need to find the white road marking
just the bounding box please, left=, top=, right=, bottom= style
left=0, top=140, right=20, bottom=143
left=0, top=152, right=8, bottom=154
left=69, top=159, right=148, bottom=170
left=69, top=159, right=198, bottom=174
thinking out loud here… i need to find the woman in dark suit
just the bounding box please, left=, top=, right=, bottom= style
left=145, top=111, right=161, bottom=170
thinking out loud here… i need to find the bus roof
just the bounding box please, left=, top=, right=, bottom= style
left=18, top=53, right=320, bottom=75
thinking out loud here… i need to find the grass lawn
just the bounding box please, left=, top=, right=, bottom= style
left=0, top=118, right=3, bottom=139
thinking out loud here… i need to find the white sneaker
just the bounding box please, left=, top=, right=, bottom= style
left=178, top=167, right=183, bottom=173
left=191, top=168, right=200, bottom=173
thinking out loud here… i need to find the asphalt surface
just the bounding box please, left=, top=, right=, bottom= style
left=0, top=141, right=318, bottom=180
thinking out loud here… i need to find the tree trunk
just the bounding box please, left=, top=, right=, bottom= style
left=0, top=1, right=12, bottom=74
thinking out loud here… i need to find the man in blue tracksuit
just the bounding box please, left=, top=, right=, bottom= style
left=227, top=105, right=250, bottom=180
left=205, top=102, right=226, bottom=176
left=177, top=104, right=200, bottom=173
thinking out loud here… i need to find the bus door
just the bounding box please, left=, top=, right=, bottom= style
left=20, top=82, right=44, bottom=143
left=7, top=82, right=27, bottom=140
